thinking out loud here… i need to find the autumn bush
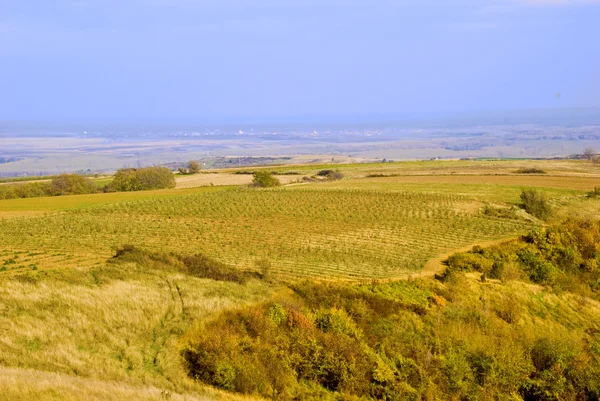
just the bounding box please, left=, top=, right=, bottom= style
left=181, top=277, right=600, bottom=400
left=250, top=171, right=281, bottom=188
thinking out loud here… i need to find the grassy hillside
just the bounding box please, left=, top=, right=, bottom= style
left=1, top=159, right=599, bottom=400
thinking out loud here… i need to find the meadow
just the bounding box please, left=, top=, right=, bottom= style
left=1, top=159, right=600, bottom=400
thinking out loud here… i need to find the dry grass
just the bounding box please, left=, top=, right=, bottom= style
left=0, top=262, right=273, bottom=400
left=0, top=366, right=231, bottom=401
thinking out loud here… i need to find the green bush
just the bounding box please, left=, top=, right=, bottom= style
left=0, top=174, right=96, bottom=199
left=49, top=174, right=96, bottom=195
left=105, top=166, right=175, bottom=192
left=251, top=171, right=281, bottom=188
left=520, top=189, right=552, bottom=220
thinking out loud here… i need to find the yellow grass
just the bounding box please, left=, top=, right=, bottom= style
left=0, top=261, right=273, bottom=401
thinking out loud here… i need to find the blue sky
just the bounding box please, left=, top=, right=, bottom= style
left=1, top=0, right=599, bottom=122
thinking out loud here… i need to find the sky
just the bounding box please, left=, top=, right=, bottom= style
left=1, top=0, right=599, bottom=122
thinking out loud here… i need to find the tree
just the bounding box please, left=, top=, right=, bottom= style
left=251, top=171, right=280, bottom=188
left=188, top=160, right=201, bottom=174
left=50, top=174, right=96, bottom=195
left=106, top=166, right=175, bottom=192
left=583, top=147, right=597, bottom=161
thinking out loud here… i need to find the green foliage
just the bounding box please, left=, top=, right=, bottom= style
left=0, top=174, right=97, bottom=199
left=49, top=174, right=96, bottom=196
left=251, top=171, right=281, bottom=188
left=106, top=167, right=175, bottom=192
left=520, top=189, right=553, bottom=220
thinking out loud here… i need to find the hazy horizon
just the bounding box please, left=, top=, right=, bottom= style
left=2, top=1, right=599, bottom=122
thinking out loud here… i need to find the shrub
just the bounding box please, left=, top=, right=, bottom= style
left=0, top=175, right=96, bottom=199
left=517, top=248, right=557, bottom=284
left=49, top=174, right=96, bottom=195
left=515, top=168, right=546, bottom=174
left=188, top=160, right=201, bottom=174
left=446, top=252, right=494, bottom=274
left=256, top=259, right=273, bottom=282
left=520, top=189, right=552, bottom=220
left=251, top=171, right=280, bottom=188
left=106, top=166, right=175, bottom=192
left=179, top=161, right=201, bottom=175
left=316, top=169, right=344, bottom=181
left=587, top=187, right=600, bottom=198
left=482, top=205, right=520, bottom=220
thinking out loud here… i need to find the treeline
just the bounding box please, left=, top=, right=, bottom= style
left=0, top=166, right=175, bottom=200
left=0, top=174, right=97, bottom=199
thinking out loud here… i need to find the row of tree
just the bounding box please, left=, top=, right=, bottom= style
left=0, top=166, right=178, bottom=200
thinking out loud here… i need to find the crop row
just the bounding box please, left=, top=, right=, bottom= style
left=0, top=188, right=534, bottom=279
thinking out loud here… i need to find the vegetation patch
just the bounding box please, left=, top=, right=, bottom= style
left=0, top=174, right=96, bottom=200
left=441, top=218, right=600, bottom=297
left=481, top=204, right=522, bottom=220
left=105, top=167, right=176, bottom=192
left=177, top=161, right=201, bottom=175
left=250, top=171, right=281, bottom=188
left=520, top=188, right=553, bottom=220
left=181, top=276, right=600, bottom=400
left=110, top=245, right=262, bottom=284
left=588, top=186, right=600, bottom=198
left=316, top=169, right=344, bottom=181
left=515, top=168, right=546, bottom=174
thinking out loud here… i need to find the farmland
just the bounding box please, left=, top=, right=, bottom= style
left=1, top=159, right=600, bottom=400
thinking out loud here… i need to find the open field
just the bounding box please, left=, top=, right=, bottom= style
left=1, top=160, right=598, bottom=279
left=1, top=159, right=600, bottom=400
left=0, top=187, right=534, bottom=280
left=175, top=173, right=301, bottom=189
